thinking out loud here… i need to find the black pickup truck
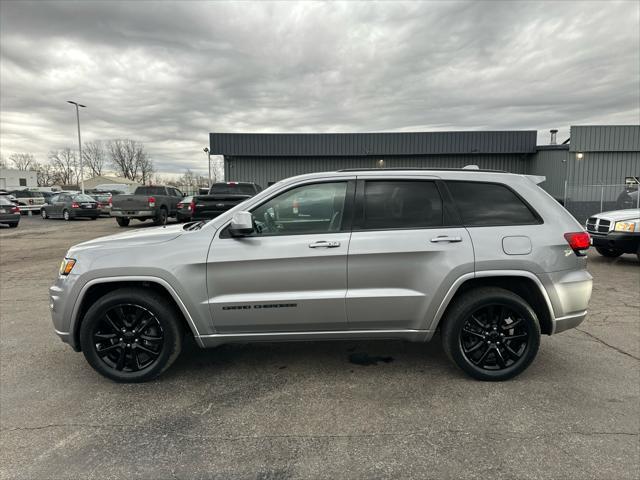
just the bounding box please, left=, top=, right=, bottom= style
left=192, top=182, right=261, bottom=220
left=111, top=185, right=184, bottom=227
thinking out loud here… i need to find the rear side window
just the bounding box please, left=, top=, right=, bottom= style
left=447, top=181, right=539, bottom=226
left=362, top=181, right=443, bottom=229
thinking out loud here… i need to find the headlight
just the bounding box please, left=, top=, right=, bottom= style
left=59, top=258, right=76, bottom=275
left=614, top=219, right=639, bottom=232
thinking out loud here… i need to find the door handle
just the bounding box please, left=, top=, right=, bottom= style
left=309, top=241, right=341, bottom=248
left=430, top=236, right=462, bottom=243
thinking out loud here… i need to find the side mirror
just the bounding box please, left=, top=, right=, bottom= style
left=183, top=192, right=187, bottom=197
left=229, top=211, right=254, bottom=237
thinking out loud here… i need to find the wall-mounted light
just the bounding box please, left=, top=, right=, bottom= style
left=377, top=159, right=385, bottom=168
left=576, top=153, right=584, bottom=160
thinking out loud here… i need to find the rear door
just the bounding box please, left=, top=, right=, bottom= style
left=346, top=175, right=474, bottom=331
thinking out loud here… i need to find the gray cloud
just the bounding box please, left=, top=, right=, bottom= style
left=1, top=0, right=638, bottom=175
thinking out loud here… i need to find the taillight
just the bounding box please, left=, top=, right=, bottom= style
left=11, top=206, right=20, bottom=214
left=148, top=196, right=156, bottom=207
left=564, top=232, right=590, bottom=256
left=71, top=202, right=80, bottom=209
left=189, top=201, right=195, bottom=212
left=176, top=202, right=183, bottom=209
left=108, top=197, right=112, bottom=206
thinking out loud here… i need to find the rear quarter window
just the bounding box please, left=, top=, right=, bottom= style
left=447, top=181, right=540, bottom=226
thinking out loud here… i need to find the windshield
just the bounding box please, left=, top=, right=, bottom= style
left=209, top=183, right=256, bottom=195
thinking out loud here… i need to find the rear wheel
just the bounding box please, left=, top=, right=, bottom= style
left=116, top=217, right=130, bottom=227
left=79, top=288, right=184, bottom=383
left=441, top=287, right=541, bottom=381
left=153, top=208, right=168, bottom=226
left=62, top=209, right=71, bottom=221
left=595, top=247, right=623, bottom=258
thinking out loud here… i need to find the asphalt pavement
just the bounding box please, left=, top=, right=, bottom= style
left=1, top=216, right=638, bottom=479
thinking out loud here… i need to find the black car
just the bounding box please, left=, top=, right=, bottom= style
left=0, top=196, right=21, bottom=228
left=41, top=193, right=99, bottom=221
left=176, top=196, right=194, bottom=222
left=192, top=182, right=261, bottom=220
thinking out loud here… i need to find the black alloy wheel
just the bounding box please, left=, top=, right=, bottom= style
left=92, top=304, right=164, bottom=373
left=80, top=288, right=183, bottom=382
left=442, top=287, right=541, bottom=381
left=460, top=304, right=531, bottom=371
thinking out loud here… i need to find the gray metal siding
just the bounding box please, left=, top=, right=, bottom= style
left=530, top=148, right=569, bottom=199
left=211, top=131, right=537, bottom=157
left=566, top=151, right=640, bottom=185
left=225, top=154, right=532, bottom=188
left=570, top=126, right=640, bottom=152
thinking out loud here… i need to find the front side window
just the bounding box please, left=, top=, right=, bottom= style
left=362, top=180, right=443, bottom=230
left=447, top=181, right=539, bottom=226
left=251, top=182, right=347, bottom=236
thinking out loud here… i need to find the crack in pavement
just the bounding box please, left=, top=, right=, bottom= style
left=575, top=327, right=640, bottom=361
left=2, top=423, right=638, bottom=440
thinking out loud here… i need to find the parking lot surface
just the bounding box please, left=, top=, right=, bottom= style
left=1, top=216, right=638, bottom=479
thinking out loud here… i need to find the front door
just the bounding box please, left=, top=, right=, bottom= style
left=207, top=179, right=355, bottom=333
left=346, top=177, right=475, bottom=331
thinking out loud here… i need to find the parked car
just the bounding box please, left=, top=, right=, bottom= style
left=192, top=182, right=261, bottom=220
left=39, top=190, right=59, bottom=205
left=50, top=168, right=593, bottom=383
left=8, top=189, right=45, bottom=213
left=176, top=196, right=194, bottom=222
left=586, top=208, right=640, bottom=261
left=0, top=196, right=20, bottom=228
left=91, top=192, right=113, bottom=216
left=41, top=193, right=99, bottom=221
left=110, top=185, right=183, bottom=227
left=616, top=185, right=639, bottom=210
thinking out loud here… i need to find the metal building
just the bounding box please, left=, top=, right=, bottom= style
left=209, top=125, right=640, bottom=219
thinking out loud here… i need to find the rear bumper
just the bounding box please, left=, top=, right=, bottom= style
left=111, top=209, right=155, bottom=218
left=591, top=232, right=640, bottom=253
left=538, top=269, right=593, bottom=335
left=0, top=213, right=20, bottom=224
left=70, top=209, right=99, bottom=218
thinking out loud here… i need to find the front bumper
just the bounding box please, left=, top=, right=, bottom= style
left=49, top=274, right=81, bottom=351
left=590, top=232, right=640, bottom=254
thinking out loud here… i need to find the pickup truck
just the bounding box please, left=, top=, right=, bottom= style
left=110, top=185, right=184, bottom=227
left=192, top=182, right=261, bottom=220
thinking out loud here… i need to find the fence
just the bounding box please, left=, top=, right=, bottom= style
left=564, top=184, right=639, bottom=223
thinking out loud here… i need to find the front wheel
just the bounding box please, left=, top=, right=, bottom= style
left=62, top=209, right=71, bottom=221
left=441, top=287, right=541, bottom=381
left=595, top=246, right=623, bottom=258
left=41, top=209, right=48, bottom=219
left=116, top=217, right=130, bottom=227
left=79, top=288, right=184, bottom=382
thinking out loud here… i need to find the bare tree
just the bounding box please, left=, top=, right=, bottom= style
left=82, top=140, right=107, bottom=177
left=0, top=154, right=7, bottom=169
left=9, top=153, right=36, bottom=171
left=34, top=162, right=57, bottom=186
left=48, top=148, right=78, bottom=186
left=107, top=139, right=154, bottom=183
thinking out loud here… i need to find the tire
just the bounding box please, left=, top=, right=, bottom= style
left=116, top=217, right=130, bottom=227
left=79, top=287, right=184, bottom=383
left=441, top=287, right=541, bottom=381
left=153, top=208, right=168, bottom=226
left=595, top=246, right=623, bottom=258
left=89, top=216, right=97, bottom=220
left=63, top=209, right=71, bottom=221
left=41, top=209, right=48, bottom=219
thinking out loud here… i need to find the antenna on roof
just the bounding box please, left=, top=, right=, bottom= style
left=462, top=165, right=480, bottom=170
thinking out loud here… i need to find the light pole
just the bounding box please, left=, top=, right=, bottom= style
left=203, top=147, right=211, bottom=187
left=67, top=100, right=86, bottom=193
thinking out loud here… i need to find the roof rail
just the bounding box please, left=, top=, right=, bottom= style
left=336, top=167, right=507, bottom=173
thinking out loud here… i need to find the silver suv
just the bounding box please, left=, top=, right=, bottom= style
left=50, top=169, right=593, bottom=382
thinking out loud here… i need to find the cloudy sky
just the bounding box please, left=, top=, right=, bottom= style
left=1, top=0, right=639, bottom=175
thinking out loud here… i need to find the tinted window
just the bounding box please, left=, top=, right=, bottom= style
left=135, top=187, right=166, bottom=196
left=210, top=183, right=257, bottom=195
left=74, top=194, right=95, bottom=202
left=251, top=182, right=347, bottom=236
left=362, top=181, right=443, bottom=229
left=447, top=181, right=538, bottom=226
